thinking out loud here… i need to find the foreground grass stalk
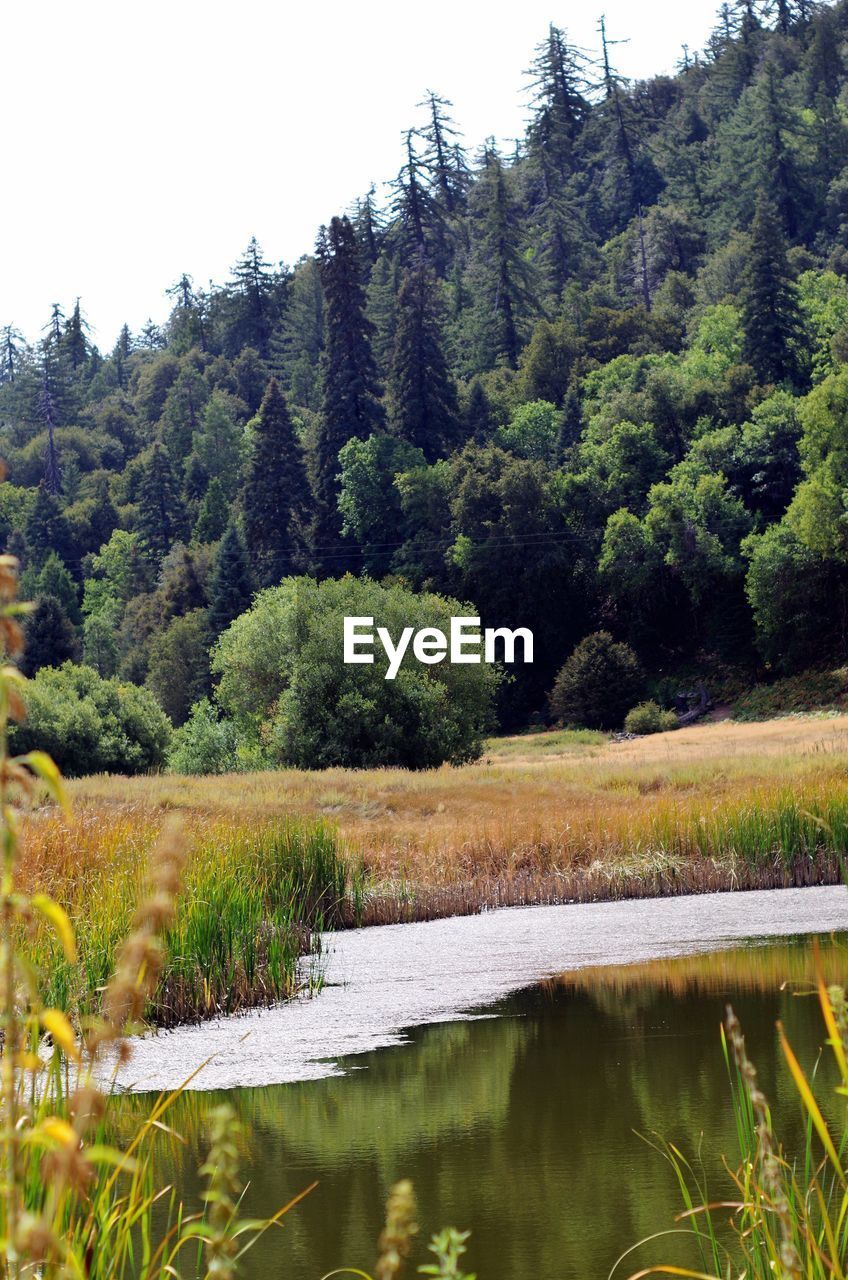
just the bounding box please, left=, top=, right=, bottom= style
left=0, top=555, right=320, bottom=1277
left=631, top=946, right=848, bottom=1280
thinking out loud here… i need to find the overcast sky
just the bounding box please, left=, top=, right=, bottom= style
left=3, top=0, right=721, bottom=349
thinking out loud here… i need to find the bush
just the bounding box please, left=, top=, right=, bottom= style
left=549, top=631, right=645, bottom=730
left=624, top=700, right=679, bottom=735
left=732, top=668, right=848, bottom=720
left=10, top=661, right=172, bottom=776
left=167, top=698, right=262, bottom=775
left=213, top=576, right=500, bottom=769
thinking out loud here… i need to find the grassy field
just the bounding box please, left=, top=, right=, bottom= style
left=16, top=714, right=848, bottom=1024
left=66, top=715, right=848, bottom=906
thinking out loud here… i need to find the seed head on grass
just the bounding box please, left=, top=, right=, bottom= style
left=724, top=1005, right=801, bottom=1280
left=200, top=1103, right=243, bottom=1280
left=376, top=1179, right=418, bottom=1280
left=90, top=816, right=187, bottom=1054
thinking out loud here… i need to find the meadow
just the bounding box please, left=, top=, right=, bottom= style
left=71, top=713, right=848, bottom=911
left=10, top=713, right=845, bottom=1030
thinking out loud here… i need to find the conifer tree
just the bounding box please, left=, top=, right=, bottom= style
left=418, top=92, right=469, bottom=215
left=390, top=130, right=446, bottom=263
left=229, top=237, right=280, bottom=359
left=525, top=26, right=588, bottom=178
left=464, top=146, right=534, bottom=369
left=351, top=185, right=384, bottom=265
left=193, top=477, right=229, bottom=543
left=166, top=274, right=208, bottom=352
left=39, top=369, right=62, bottom=497
left=243, top=377, right=310, bottom=586
left=114, top=324, right=133, bottom=360
left=313, top=216, right=384, bottom=572
left=24, top=484, right=74, bottom=570
left=137, top=442, right=185, bottom=563
left=0, top=326, right=22, bottom=384
left=139, top=318, right=165, bottom=350
left=463, top=379, right=493, bottom=443
left=367, top=251, right=402, bottom=377
left=806, top=7, right=844, bottom=104
left=755, top=57, right=805, bottom=239
left=192, top=391, right=243, bottom=495
left=209, top=521, right=254, bottom=635
left=279, top=257, right=325, bottom=410
left=389, top=263, right=459, bottom=461
left=742, top=192, right=803, bottom=386
left=63, top=298, right=89, bottom=369
left=23, top=594, right=78, bottom=676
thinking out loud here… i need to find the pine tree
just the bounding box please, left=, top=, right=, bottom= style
left=39, top=366, right=62, bottom=497
left=229, top=237, right=280, bottom=359
left=351, top=185, right=384, bottom=265
left=209, top=521, right=254, bottom=635
left=63, top=298, right=89, bottom=369
left=23, top=594, right=78, bottom=676
left=112, top=325, right=132, bottom=390
left=755, top=56, right=805, bottom=239
left=367, top=251, right=402, bottom=377
left=464, top=146, right=535, bottom=369
left=35, top=552, right=81, bottom=625
left=806, top=6, right=844, bottom=104
left=463, top=379, right=493, bottom=443
left=44, top=303, right=65, bottom=348
left=243, top=378, right=310, bottom=586
left=192, top=391, right=242, bottom=495
left=137, top=443, right=185, bottom=563
left=0, top=326, right=22, bottom=384
left=593, top=16, right=660, bottom=223
left=390, top=130, right=446, bottom=263
left=166, top=274, right=207, bottom=352
left=279, top=256, right=325, bottom=410
left=742, top=192, right=803, bottom=385
left=114, top=324, right=133, bottom=360
left=525, top=26, right=588, bottom=178
left=139, top=318, right=165, bottom=350
left=523, top=28, right=591, bottom=302
left=313, top=216, right=385, bottom=572
left=389, top=263, right=459, bottom=461
left=418, top=91, right=469, bottom=215
left=193, top=477, right=229, bottom=543
left=24, top=484, right=74, bottom=570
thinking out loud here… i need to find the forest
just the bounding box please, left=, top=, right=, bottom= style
left=3, top=0, right=848, bottom=771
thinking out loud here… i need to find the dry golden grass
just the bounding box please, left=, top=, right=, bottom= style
left=55, top=715, right=848, bottom=923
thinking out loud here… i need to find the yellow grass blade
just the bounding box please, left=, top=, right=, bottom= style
left=41, top=1008, right=80, bottom=1062
left=31, top=894, right=77, bottom=963
left=779, top=1021, right=846, bottom=1183
left=814, top=941, right=848, bottom=1083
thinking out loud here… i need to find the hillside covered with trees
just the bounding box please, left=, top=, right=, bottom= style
left=4, top=0, right=848, bottom=769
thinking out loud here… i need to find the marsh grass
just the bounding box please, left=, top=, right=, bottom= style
left=21, top=715, right=848, bottom=942
left=20, top=813, right=363, bottom=1027
left=628, top=950, right=848, bottom=1280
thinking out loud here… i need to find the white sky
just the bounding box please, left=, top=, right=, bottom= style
left=3, top=0, right=721, bottom=350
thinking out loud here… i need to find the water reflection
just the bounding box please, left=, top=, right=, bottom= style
left=124, top=934, right=846, bottom=1280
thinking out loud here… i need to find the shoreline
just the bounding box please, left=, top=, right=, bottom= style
left=110, top=882, right=848, bottom=1094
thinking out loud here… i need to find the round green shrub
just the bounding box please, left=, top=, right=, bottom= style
left=212, top=576, right=501, bottom=770
left=623, top=700, right=679, bottom=735
left=549, top=631, right=645, bottom=730
left=166, top=698, right=267, bottom=775
left=11, top=661, right=172, bottom=776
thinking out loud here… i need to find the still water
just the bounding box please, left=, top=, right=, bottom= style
left=131, top=935, right=846, bottom=1280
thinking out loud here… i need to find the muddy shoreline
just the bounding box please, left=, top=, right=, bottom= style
left=111, top=884, right=848, bottom=1093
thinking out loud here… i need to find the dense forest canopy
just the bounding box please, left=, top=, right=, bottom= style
left=4, top=0, right=848, bottom=765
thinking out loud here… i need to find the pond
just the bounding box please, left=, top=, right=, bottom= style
left=125, top=931, right=847, bottom=1280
